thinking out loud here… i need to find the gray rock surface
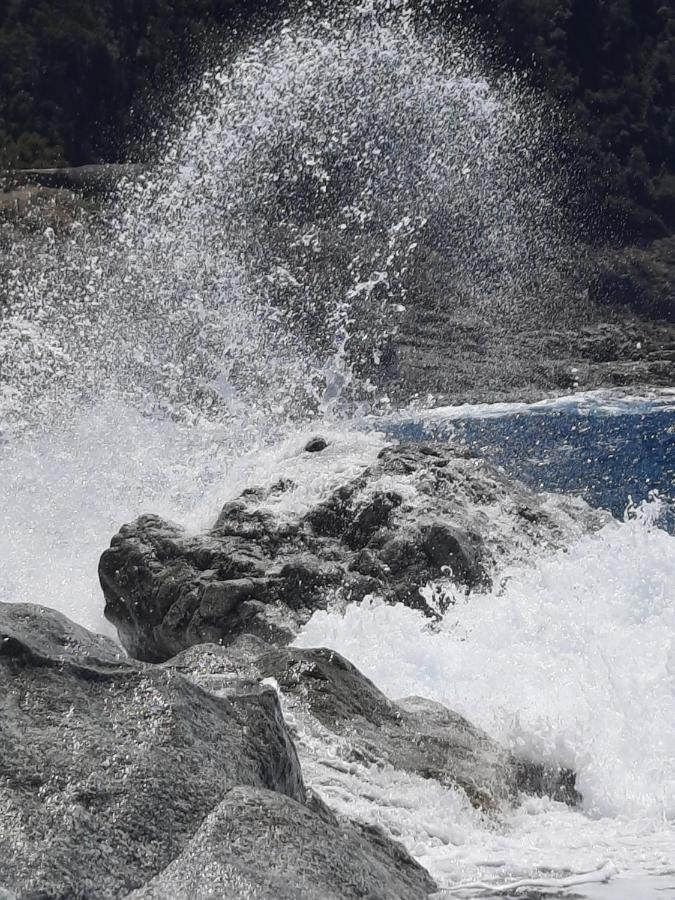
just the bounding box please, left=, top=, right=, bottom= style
left=392, top=308, right=674, bottom=406
left=590, top=236, right=675, bottom=324
left=378, top=230, right=674, bottom=406
left=101, top=441, right=606, bottom=663
left=0, top=601, right=433, bottom=899
left=169, top=641, right=580, bottom=813
left=128, top=786, right=435, bottom=900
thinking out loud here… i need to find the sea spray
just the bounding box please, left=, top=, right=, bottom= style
left=3, top=7, right=670, bottom=895
left=294, top=498, right=675, bottom=891
left=1, top=2, right=578, bottom=439
left=295, top=495, right=675, bottom=818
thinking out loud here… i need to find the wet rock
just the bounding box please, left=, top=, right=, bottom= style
left=101, top=442, right=606, bottom=662
left=421, top=522, right=483, bottom=582
left=0, top=602, right=304, bottom=897
left=343, top=490, right=402, bottom=549
left=304, top=436, right=329, bottom=452
left=0, top=602, right=436, bottom=900
left=514, top=759, right=581, bottom=806
left=171, top=641, right=582, bottom=813
left=257, top=647, right=517, bottom=810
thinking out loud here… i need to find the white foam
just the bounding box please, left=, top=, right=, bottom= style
left=1, top=5, right=672, bottom=893
left=380, top=387, right=675, bottom=426
left=295, top=505, right=675, bottom=894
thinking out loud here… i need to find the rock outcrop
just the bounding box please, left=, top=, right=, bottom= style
left=4, top=164, right=146, bottom=196
left=0, top=600, right=580, bottom=896
left=0, top=601, right=435, bottom=900
left=393, top=308, right=675, bottom=405
left=100, top=441, right=606, bottom=663
left=589, top=236, right=675, bottom=324
left=1, top=441, right=596, bottom=897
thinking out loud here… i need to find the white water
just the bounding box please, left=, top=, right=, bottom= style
left=0, top=408, right=386, bottom=633
left=1, top=3, right=674, bottom=896
left=295, top=505, right=675, bottom=896
left=394, top=386, right=675, bottom=423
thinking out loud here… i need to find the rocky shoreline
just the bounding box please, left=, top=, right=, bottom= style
left=2, top=440, right=605, bottom=898
left=0, top=168, right=668, bottom=896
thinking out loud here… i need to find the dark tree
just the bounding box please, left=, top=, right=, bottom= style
left=1, top=0, right=673, bottom=239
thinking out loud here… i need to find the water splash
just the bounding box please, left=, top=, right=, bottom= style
left=0, top=7, right=671, bottom=897
left=295, top=499, right=675, bottom=893
left=1, top=2, right=577, bottom=441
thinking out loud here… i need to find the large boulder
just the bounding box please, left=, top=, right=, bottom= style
left=100, top=441, right=604, bottom=662
left=0, top=601, right=434, bottom=900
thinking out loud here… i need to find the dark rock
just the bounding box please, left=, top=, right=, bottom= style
left=257, top=647, right=517, bottom=810
left=0, top=600, right=126, bottom=668
left=589, top=237, right=675, bottom=323
left=514, top=759, right=582, bottom=806
left=0, top=185, right=86, bottom=237
left=589, top=271, right=643, bottom=310
left=386, top=231, right=675, bottom=405
left=0, top=602, right=436, bottom=900
left=304, top=436, right=329, bottom=452
left=0, top=602, right=304, bottom=897
left=421, top=522, right=483, bottom=583
left=101, top=442, right=607, bottom=663
left=343, top=490, right=402, bottom=549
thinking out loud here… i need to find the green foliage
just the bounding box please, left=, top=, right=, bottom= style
left=0, top=0, right=273, bottom=168
left=0, top=0, right=673, bottom=239
left=433, top=0, right=675, bottom=238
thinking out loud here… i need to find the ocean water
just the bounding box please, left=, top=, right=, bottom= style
left=389, top=391, right=675, bottom=530
left=1, top=3, right=674, bottom=896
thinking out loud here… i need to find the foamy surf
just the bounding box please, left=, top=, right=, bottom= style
left=0, top=403, right=387, bottom=634
left=294, top=497, right=675, bottom=896
left=376, top=387, right=675, bottom=425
